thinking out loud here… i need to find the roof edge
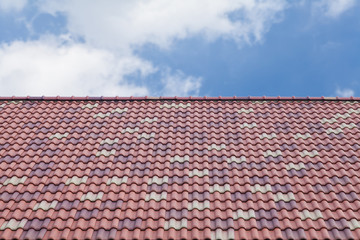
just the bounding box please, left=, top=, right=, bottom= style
left=0, top=96, right=359, bottom=101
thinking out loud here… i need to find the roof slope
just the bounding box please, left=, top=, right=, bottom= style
left=1, top=98, right=360, bottom=239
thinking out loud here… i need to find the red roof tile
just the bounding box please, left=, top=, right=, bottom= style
left=1, top=97, right=360, bottom=239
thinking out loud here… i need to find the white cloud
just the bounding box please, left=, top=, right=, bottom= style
left=336, top=88, right=354, bottom=97
left=0, top=36, right=203, bottom=96
left=39, top=0, right=287, bottom=50
left=0, top=0, right=290, bottom=96
left=0, top=37, right=153, bottom=96
left=0, top=0, right=27, bottom=12
left=314, top=0, right=356, bottom=18
left=160, top=70, right=202, bottom=96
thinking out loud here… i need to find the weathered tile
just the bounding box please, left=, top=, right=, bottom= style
left=170, top=155, right=189, bottom=163
left=145, top=192, right=167, bottom=201
left=81, top=192, right=104, bottom=202
left=188, top=200, right=210, bottom=210
left=259, top=133, right=277, bottom=139
left=208, top=144, right=226, bottom=151
left=300, top=210, right=323, bottom=220
left=210, top=184, right=231, bottom=193
left=160, top=103, right=191, bottom=109
left=0, top=219, right=27, bottom=230
left=274, top=192, right=295, bottom=202
left=233, top=209, right=255, bottom=220
left=1, top=176, right=27, bottom=186
left=107, top=176, right=128, bottom=185
left=66, top=176, right=88, bottom=185
left=251, top=184, right=272, bottom=194
left=164, top=218, right=187, bottom=230
left=238, top=108, right=254, bottom=114
left=96, top=149, right=116, bottom=157
left=49, top=132, right=69, bottom=140
left=33, top=200, right=58, bottom=211
left=82, top=103, right=98, bottom=109
left=264, top=150, right=282, bottom=157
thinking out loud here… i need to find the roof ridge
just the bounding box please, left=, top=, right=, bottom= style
left=0, top=96, right=358, bottom=101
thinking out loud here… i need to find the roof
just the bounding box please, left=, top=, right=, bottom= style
left=0, top=97, right=360, bottom=239
left=1, top=96, right=360, bottom=101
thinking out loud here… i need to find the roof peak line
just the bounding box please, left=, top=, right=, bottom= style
left=0, top=96, right=359, bottom=101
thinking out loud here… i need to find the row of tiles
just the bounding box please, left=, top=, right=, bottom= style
left=1, top=131, right=359, bottom=143
left=2, top=112, right=360, bottom=122
left=3, top=111, right=352, bottom=118
left=2, top=159, right=359, bottom=173
left=0, top=148, right=356, bottom=162
left=1, top=225, right=360, bottom=240
left=1, top=142, right=359, bottom=157
left=2, top=124, right=359, bottom=134
left=1, top=198, right=360, bottom=217
left=0, top=99, right=359, bottom=105
left=0, top=168, right=360, bottom=189
left=0, top=190, right=359, bottom=209
left=0, top=100, right=358, bottom=110
left=0, top=216, right=358, bottom=235
left=1, top=123, right=358, bottom=136
left=0, top=165, right=358, bottom=181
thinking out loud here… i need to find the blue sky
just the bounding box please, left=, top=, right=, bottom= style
left=0, top=0, right=359, bottom=97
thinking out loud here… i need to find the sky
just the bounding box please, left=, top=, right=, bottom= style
left=0, top=0, right=359, bottom=97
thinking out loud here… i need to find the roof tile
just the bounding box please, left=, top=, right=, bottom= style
left=49, top=132, right=69, bottom=140
left=1, top=98, right=360, bottom=239
left=141, top=117, right=158, bottom=123
left=164, top=219, right=187, bottom=230
left=1, top=176, right=27, bottom=186
left=81, top=103, right=98, bottom=109
left=210, top=184, right=231, bottom=193
left=170, top=155, right=189, bottom=163
left=188, top=169, right=209, bottom=178
left=148, top=176, right=169, bottom=185
left=145, top=192, right=167, bottom=202
left=106, top=176, right=128, bottom=185
left=33, top=200, right=58, bottom=211
left=95, top=149, right=116, bottom=157
left=238, top=108, right=254, bottom=114
left=100, top=138, right=119, bottom=145
left=251, top=184, right=272, bottom=194
left=259, top=133, right=277, bottom=139
left=227, top=156, right=246, bottom=164
left=274, top=192, right=295, bottom=202
left=0, top=219, right=27, bottom=230
left=137, top=132, right=155, bottom=139
left=80, top=192, right=104, bottom=202
left=300, top=150, right=319, bottom=157
left=233, top=209, right=256, bottom=220
left=300, top=210, right=323, bottom=220
left=65, top=176, right=88, bottom=185
left=187, top=200, right=210, bottom=210
left=264, top=150, right=282, bottom=157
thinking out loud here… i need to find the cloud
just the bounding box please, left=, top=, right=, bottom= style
left=313, top=0, right=356, bottom=18
left=0, top=0, right=27, bottom=12
left=0, top=0, right=290, bottom=96
left=0, top=37, right=153, bottom=96
left=336, top=88, right=354, bottom=97
left=39, top=0, right=288, bottom=50
left=30, top=0, right=288, bottom=96
left=160, top=69, right=202, bottom=96
left=0, top=36, right=203, bottom=96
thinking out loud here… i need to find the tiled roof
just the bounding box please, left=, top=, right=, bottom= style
left=1, top=97, right=360, bottom=239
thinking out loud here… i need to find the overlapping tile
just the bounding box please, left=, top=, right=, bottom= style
left=0, top=97, right=360, bottom=239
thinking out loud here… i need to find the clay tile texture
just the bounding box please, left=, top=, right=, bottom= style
left=1, top=96, right=360, bottom=239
